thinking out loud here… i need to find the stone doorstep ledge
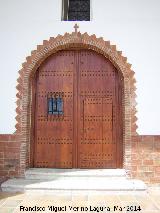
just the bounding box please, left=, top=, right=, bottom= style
left=25, top=168, right=127, bottom=179
left=1, top=168, right=147, bottom=192
left=1, top=178, right=147, bottom=192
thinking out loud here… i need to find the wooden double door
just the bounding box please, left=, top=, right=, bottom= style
left=33, top=50, right=123, bottom=168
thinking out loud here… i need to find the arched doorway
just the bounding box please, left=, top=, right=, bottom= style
left=33, top=49, right=123, bottom=168
left=15, top=29, right=137, bottom=176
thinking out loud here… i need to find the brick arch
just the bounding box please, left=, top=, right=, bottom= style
left=16, top=31, right=137, bottom=176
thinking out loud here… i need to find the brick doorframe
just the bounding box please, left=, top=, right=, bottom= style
left=15, top=30, right=137, bottom=176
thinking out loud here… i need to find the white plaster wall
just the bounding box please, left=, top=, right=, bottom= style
left=0, top=0, right=159, bottom=134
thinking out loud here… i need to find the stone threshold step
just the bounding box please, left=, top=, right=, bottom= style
left=25, top=168, right=127, bottom=179
left=1, top=178, right=147, bottom=192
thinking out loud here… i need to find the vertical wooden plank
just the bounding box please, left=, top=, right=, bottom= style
left=72, top=51, right=79, bottom=168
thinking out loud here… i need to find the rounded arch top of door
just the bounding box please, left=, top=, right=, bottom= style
left=15, top=29, right=137, bottom=171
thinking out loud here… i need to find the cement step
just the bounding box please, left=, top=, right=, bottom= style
left=1, top=169, right=147, bottom=192
left=25, top=168, right=127, bottom=180
left=1, top=177, right=147, bottom=192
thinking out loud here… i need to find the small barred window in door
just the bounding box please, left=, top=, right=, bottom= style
left=47, top=93, right=64, bottom=115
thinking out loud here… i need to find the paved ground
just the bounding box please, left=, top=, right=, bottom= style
left=0, top=188, right=160, bottom=213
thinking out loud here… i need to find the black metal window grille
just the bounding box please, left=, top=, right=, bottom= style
left=62, top=0, right=90, bottom=21
left=48, top=93, right=64, bottom=115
